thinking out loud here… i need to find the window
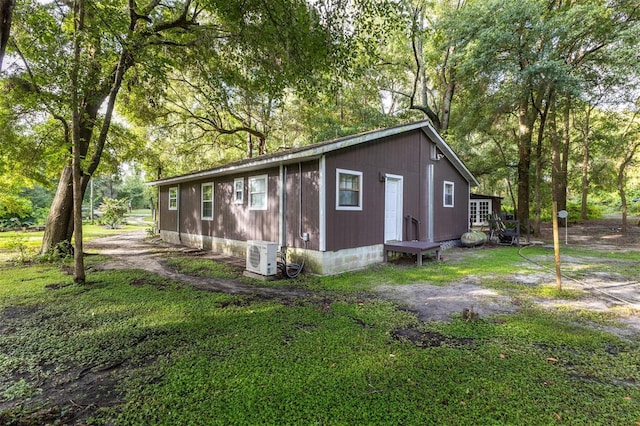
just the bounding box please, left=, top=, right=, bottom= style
left=336, top=169, right=363, bottom=211
left=249, top=175, right=268, bottom=210
left=470, top=199, right=491, bottom=226
left=234, top=178, right=244, bottom=204
left=443, top=181, right=454, bottom=208
left=201, top=183, right=213, bottom=220
left=168, top=187, right=178, bottom=210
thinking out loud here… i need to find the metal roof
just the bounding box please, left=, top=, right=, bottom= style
left=147, top=120, right=479, bottom=187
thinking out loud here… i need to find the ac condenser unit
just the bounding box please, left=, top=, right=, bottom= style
left=246, top=241, right=278, bottom=276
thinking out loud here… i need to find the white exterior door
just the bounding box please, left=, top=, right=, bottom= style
left=470, top=199, right=492, bottom=226
left=384, top=175, right=403, bottom=242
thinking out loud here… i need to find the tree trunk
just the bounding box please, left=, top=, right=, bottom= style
left=0, top=0, right=14, bottom=71
left=533, top=87, right=552, bottom=236
left=618, top=166, right=628, bottom=234
left=580, top=107, right=591, bottom=221
left=516, top=101, right=536, bottom=224
left=41, top=166, right=74, bottom=253
left=557, top=101, right=571, bottom=211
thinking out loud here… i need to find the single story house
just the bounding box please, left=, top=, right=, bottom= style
left=148, top=120, right=479, bottom=275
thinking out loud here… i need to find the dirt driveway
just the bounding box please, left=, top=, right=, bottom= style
left=87, top=218, right=640, bottom=336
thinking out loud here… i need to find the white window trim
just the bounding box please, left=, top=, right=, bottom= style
left=443, top=181, right=454, bottom=208
left=336, top=168, right=363, bottom=211
left=249, top=174, right=268, bottom=211
left=201, top=182, right=214, bottom=220
left=234, top=178, right=244, bottom=204
left=168, top=187, right=178, bottom=211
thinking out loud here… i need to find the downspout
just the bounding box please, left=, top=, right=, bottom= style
left=319, top=155, right=326, bottom=252
left=177, top=183, right=182, bottom=243
left=279, top=164, right=286, bottom=249
left=427, top=164, right=434, bottom=242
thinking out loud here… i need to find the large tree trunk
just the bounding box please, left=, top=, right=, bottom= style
left=41, top=166, right=90, bottom=254
left=557, top=101, right=571, bottom=211
left=41, top=166, right=74, bottom=253
left=0, top=0, right=14, bottom=71
left=618, top=166, right=628, bottom=234
left=533, top=87, right=552, bottom=236
left=516, top=101, right=536, bottom=224
left=580, top=107, right=591, bottom=221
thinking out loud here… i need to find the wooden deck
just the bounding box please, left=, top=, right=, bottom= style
left=383, top=241, right=442, bottom=266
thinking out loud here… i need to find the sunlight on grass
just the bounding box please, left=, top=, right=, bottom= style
left=0, top=265, right=640, bottom=425
left=2, top=247, right=640, bottom=424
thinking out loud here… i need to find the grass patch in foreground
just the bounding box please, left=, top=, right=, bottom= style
left=164, top=257, right=240, bottom=279
left=1, top=261, right=639, bottom=425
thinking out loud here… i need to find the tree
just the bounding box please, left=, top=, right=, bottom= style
left=446, top=0, right=640, bottom=227
left=5, top=0, right=340, bottom=281
left=612, top=108, right=640, bottom=233
left=0, top=0, right=13, bottom=71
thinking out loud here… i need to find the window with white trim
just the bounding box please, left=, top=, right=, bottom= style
left=234, top=178, right=244, bottom=204
left=443, top=181, right=454, bottom=208
left=168, top=187, right=178, bottom=210
left=249, top=175, right=268, bottom=210
left=336, top=169, right=363, bottom=211
left=201, top=183, right=213, bottom=220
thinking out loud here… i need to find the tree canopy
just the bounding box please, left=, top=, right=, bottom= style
left=1, top=0, right=639, bottom=271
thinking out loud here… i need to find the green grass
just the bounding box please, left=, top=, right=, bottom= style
left=1, top=249, right=640, bottom=424
left=1, top=236, right=640, bottom=424
left=0, top=223, right=149, bottom=261
left=165, top=257, right=240, bottom=279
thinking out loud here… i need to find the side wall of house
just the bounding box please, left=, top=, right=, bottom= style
left=159, top=186, right=177, bottom=233
left=283, top=161, right=320, bottom=251
left=323, top=129, right=470, bottom=252
left=157, top=161, right=321, bottom=256
left=324, top=131, right=423, bottom=252
left=433, top=161, right=470, bottom=241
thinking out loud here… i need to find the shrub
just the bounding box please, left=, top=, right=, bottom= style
left=101, top=198, right=128, bottom=229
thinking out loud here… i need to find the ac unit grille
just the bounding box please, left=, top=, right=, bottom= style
left=248, top=245, right=261, bottom=269
left=245, top=241, right=277, bottom=276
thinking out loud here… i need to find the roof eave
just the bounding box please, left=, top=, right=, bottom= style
left=421, top=125, right=480, bottom=187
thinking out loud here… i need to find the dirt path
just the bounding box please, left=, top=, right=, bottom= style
left=87, top=230, right=315, bottom=299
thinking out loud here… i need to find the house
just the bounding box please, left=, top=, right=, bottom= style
left=148, top=120, right=479, bottom=275
left=469, top=194, right=503, bottom=227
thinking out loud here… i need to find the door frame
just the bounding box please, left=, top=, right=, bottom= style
left=384, top=174, right=404, bottom=243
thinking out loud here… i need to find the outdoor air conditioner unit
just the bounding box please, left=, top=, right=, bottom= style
left=246, top=241, right=278, bottom=276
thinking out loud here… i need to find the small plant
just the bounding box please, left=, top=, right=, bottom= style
left=101, top=198, right=129, bottom=229
left=5, top=232, right=33, bottom=263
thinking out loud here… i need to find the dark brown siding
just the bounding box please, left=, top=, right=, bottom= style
left=284, top=161, right=320, bottom=251
left=159, top=186, right=177, bottom=232
left=325, top=131, right=423, bottom=251
left=163, top=168, right=282, bottom=245
left=433, top=162, right=469, bottom=241
left=324, top=129, right=470, bottom=251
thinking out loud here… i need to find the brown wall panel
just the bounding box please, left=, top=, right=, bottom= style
left=283, top=161, right=320, bottom=251
left=159, top=186, right=177, bottom=231
left=325, top=131, right=423, bottom=251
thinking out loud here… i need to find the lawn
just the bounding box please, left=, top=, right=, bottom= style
left=0, top=221, right=150, bottom=261
left=1, top=236, right=639, bottom=424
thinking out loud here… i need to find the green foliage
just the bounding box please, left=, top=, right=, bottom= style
left=100, top=198, right=128, bottom=229
left=1, top=256, right=639, bottom=424
left=165, top=258, right=240, bottom=280
left=3, top=232, right=35, bottom=263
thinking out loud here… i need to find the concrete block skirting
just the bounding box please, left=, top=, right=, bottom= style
left=159, top=231, right=386, bottom=275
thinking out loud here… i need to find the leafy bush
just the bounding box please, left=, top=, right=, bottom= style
left=565, top=201, right=602, bottom=221
left=100, top=198, right=128, bottom=229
